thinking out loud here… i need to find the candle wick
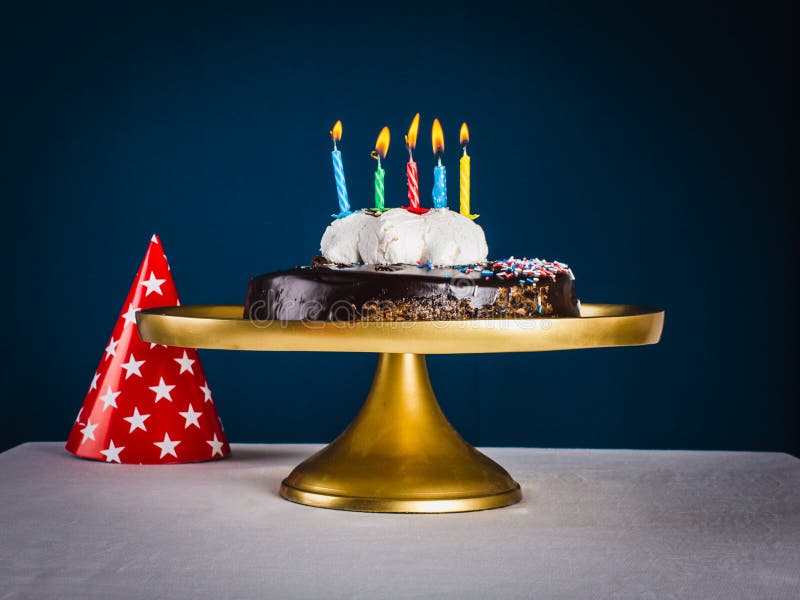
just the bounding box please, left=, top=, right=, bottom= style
left=333, top=140, right=338, bottom=151
left=438, top=156, right=442, bottom=167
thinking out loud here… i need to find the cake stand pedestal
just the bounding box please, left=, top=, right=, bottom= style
left=137, top=304, right=663, bottom=513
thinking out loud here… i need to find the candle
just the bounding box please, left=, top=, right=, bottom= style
left=370, top=126, right=390, bottom=211
left=459, top=122, right=478, bottom=219
left=330, top=120, right=352, bottom=219
left=431, top=118, right=447, bottom=209
left=406, top=158, right=419, bottom=207
left=404, top=113, right=428, bottom=214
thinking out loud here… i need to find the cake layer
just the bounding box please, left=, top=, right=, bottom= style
left=244, top=258, right=580, bottom=322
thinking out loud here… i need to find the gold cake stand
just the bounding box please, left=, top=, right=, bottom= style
left=137, top=304, right=663, bottom=513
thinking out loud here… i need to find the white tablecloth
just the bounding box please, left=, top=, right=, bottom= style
left=1, top=443, right=798, bottom=599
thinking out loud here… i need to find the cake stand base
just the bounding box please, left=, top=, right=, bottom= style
left=279, top=353, right=522, bottom=513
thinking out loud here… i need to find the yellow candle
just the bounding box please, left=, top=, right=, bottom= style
left=459, top=122, right=478, bottom=219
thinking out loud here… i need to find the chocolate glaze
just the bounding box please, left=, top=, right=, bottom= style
left=244, top=262, right=580, bottom=321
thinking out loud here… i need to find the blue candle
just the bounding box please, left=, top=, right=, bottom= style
left=330, top=120, right=352, bottom=219
left=431, top=118, right=448, bottom=209
left=332, top=149, right=350, bottom=214
left=432, top=160, right=447, bottom=208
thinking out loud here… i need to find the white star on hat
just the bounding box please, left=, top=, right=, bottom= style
left=178, top=404, right=202, bottom=429
left=120, top=353, right=145, bottom=379
left=80, top=419, right=98, bottom=444
left=123, top=407, right=150, bottom=433
left=89, top=372, right=100, bottom=391
left=104, top=337, right=119, bottom=360
left=148, top=377, right=176, bottom=403
left=174, top=351, right=195, bottom=375
left=207, top=434, right=224, bottom=457
left=98, top=386, right=121, bottom=411
left=199, top=382, right=213, bottom=403
left=100, top=440, right=125, bottom=463
left=154, top=433, right=181, bottom=459
left=140, top=271, right=166, bottom=296
left=121, top=303, right=140, bottom=327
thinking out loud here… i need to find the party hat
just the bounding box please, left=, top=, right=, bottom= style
left=66, top=234, right=231, bottom=464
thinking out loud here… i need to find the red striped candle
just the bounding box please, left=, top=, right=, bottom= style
left=403, top=113, right=427, bottom=214
left=406, top=159, right=420, bottom=208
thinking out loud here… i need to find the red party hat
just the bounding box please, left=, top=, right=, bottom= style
left=66, top=234, right=231, bottom=464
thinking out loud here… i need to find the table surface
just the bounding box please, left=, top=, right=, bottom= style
left=1, top=443, right=798, bottom=600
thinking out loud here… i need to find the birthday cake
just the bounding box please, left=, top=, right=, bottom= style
left=244, top=116, right=579, bottom=322
left=244, top=208, right=579, bottom=322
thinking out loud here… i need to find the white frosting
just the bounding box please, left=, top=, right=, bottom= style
left=319, top=211, right=374, bottom=264
left=320, top=208, right=489, bottom=266
left=358, top=208, right=426, bottom=264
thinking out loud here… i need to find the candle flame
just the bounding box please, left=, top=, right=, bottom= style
left=405, top=113, right=420, bottom=151
left=371, top=126, right=390, bottom=160
left=330, top=120, right=342, bottom=143
left=460, top=122, right=469, bottom=146
left=431, top=118, right=444, bottom=155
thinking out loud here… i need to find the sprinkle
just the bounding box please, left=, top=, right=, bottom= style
left=426, top=260, right=432, bottom=271
left=481, top=270, right=493, bottom=276
left=486, top=257, right=570, bottom=279
left=417, top=263, right=425, bottom=268
left=444, top=274, right=452, bottom=280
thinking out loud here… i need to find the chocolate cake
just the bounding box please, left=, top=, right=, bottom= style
left=244, top=207, right=579, bottom=322
left=245, top=257, right=579, bottom=322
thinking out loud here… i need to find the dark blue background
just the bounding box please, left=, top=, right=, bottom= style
left=2, top=2, right=796, bottom=455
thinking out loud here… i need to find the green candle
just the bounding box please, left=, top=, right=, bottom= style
left=374, top=165, right=385, bottom=210
left=371, top=126, right=390, bottom=211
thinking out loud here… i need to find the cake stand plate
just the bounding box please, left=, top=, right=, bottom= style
left=137, top=304, right=664, bottom=513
